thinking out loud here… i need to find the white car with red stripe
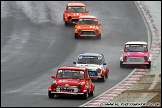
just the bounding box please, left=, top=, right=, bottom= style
left=73, top=53, right=109, bottom=82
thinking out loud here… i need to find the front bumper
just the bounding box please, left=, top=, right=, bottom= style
left=50, top=91, right=84, bottom=95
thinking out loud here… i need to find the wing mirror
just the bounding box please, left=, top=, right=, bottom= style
left=86, top=10, right=89, bottom=13
left=103, top=62, right=106, bottom=65
left=51, top=76, right=55, bottom=79
left=120, top=50, right=123, bottom=52
left=73, top=61, right=76, bottom=65
left=98, top=24, right=101, bottom=26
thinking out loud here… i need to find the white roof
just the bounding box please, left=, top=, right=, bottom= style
left=125, top=41, right=147, bottom=45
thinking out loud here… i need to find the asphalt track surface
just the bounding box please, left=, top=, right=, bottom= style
left=1, top=1, right=148, bottom=107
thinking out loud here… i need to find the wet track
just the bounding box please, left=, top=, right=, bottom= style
left=1, top=1, right=148, bottom=107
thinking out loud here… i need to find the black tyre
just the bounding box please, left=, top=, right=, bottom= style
left=105, top=73, right=108, bottom=79
left=120, top=61, right=124, bottom=68
left=146, top=61, right=151, bottom=69
left=65, top=21, right=68, bottom=26
left=82, top=92, right=88, bottom=99
left=97, top=34, right=101, bottom=39
left=75, top=33, right=78, bottom=39
left=101, top=75, right=105, bottom=82
left=88, top=91, right=94, bottom=96
left=48, top=91, right=54, bottom=98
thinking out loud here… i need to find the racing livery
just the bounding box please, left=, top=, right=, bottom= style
left=73, top=53, right=109, bottom=82
left=48, top=66, right=95, bottom=99
left=74, top=15, right=102, bottom=39
left=120, top=41, right=151, bottom=68
left=63, top=2, right=89, bottom=26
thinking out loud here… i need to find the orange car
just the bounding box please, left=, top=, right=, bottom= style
left=63, top=2, right=89, bottom=26
left=74, top=15, right=102, bottom=39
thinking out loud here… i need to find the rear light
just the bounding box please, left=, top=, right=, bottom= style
left=52, top=83, right=57, bottom=88
left=77, top=84, right=82, bottom=89
left=96, top=68, right=101, bottom=73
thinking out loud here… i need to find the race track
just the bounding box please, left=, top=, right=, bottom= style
left=1, top=1, right=148, bottom=107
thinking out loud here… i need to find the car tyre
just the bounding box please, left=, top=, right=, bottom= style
left=146, top=61, right=151, bottom=69
left=75, top=33, right=78, bottom=39
left=101, top=75, right=105, bottom=82
left=48, top=91, right=54, bottom=98
left=88, top=91, right=94, bottom=96
left=65, top=21, right=68, bottom=26
left=82, top=92, right=88, bottom=99
left=120, top=61, right=124, bottom=68
left=97, top=34, right=101, bottom=39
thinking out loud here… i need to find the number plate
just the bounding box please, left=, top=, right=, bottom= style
left=89, top=72, right=97, bottom=76
left=128, top=58, right=143, bottom=62
left=56, top=87, right=78, bottom=92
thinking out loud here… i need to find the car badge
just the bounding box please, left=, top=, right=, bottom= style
left=65, top=84, right=69, bottom=87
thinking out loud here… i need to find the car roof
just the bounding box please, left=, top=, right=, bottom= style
left=125, top=41, right=147, bottom=45
left=79, top=15, right=98, bottom=19
left=58, top=66, right=87, bottom=71
left=68, top=2, right=86, bottom=7
left=79, top=53, right=103, bottom=57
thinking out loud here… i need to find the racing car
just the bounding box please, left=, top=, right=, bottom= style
left=63, top=2, right=89, bottom=26
left=48, top=66, right=95, bottom=99
left=120, top=41, right=151, bottom=68
left=73, top=53, right=109, bottom=82
left=74, top=15, right=102, bottom=39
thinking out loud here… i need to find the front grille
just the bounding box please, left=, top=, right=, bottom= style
left=81, top=31, right=95, bottom=35
left=71, top=18, right=79, bottom=23
left=128, top=58, right=144, bottom=63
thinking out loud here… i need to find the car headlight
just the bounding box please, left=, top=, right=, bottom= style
left=52, top=83, right=57, bottom=88
left=144, top=55, right=148, bottom=60
left=68, top=16, right=72, bottom=19
left=77, top=83, right=82, bottom=89
left=96, top=68, right=101, bottom=73
left=78, top=28, right=82, bottom=32
left=95, top=29, right=98, bottom=32
left=123, top=56, right=127, bottom=60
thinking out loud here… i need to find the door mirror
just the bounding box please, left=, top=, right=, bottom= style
left=73, top=61, right=76, bottom=64
left=103, top=62, right=106, bottom=65
left=51, top=76, right=55, bottom=79
left=120, top=50, right=123, bottom=52
left=86, top=10, right=89, bottom=13
left=98, top=24, right=101, bottom=26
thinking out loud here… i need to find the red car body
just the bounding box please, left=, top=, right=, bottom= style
left=120, top=41, right=151, bottom=68
left=48, top=66, right=95, bottom=99
left=63, top=2, right=89, bottom=26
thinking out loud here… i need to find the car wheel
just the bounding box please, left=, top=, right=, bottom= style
left=101, top=75, right=105, bottom=82
left=82, top=92, right=88, bottom=99
left=97, top=34, right=101, bottom=39
left=120, top=61, right=124, bottom=68
left=75, top=33, right=78, bottom=39
left=88, top=91, right=94, bottom=96
left=146, top=61, right=151, bottom=69
left=65, top=21, right=68, bottom=26
left=105, top=73, right=108, bottom=79
left=48, top=91, right=54, bottom=98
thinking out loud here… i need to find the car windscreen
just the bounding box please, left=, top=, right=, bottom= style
left=124, top=44, right=148, bottom=52
left=57, top=70, right=84, bottom=79
left=78, top=18, right=98, bottom=25
left=68, top=6, right=86, bottom=12
left=77, top=56, right=102, bottom=65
